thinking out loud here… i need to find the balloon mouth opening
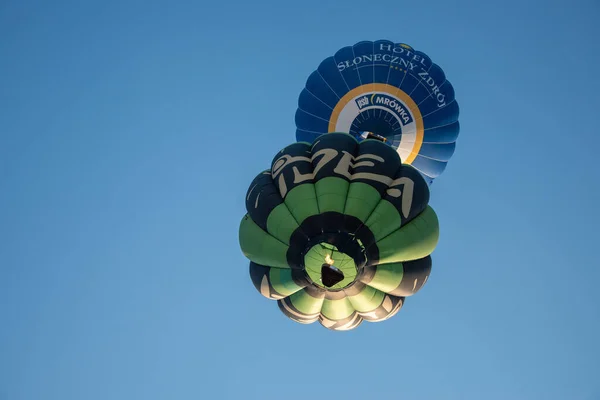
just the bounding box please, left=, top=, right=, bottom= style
left=359, top=131, right=388, bottom=143
left=321, top=263, right=345, bottom=287
left=352, top=114, right=401, bottom=148
left=302, top=236, right=364, bottom=290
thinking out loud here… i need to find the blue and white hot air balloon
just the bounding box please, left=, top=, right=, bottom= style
left=295, top=40, right=460, bottom=185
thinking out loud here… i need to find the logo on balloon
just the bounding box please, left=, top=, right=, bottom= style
left=354, top=93, right=414, bottom=125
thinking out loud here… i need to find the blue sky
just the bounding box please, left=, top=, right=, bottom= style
left=1, top=0, right=599, bottom=399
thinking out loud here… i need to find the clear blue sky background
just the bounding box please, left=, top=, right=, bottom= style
left=1, top=0, right=599, bottom=399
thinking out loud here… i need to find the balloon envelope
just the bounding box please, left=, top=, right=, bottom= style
left=295, top=40, right=460, bottom=185
left=239, top=133, right=439, bottom=331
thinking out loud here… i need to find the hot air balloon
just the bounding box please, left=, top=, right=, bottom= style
left=239, top=133, right=439, bottom=331
left=295, top=40, right=460, bottom=185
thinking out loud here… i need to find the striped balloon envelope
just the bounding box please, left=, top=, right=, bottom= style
left=295, top=39, right=460, bottom=185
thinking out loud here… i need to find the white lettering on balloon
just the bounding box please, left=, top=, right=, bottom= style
left=335, top=43, right=447, bottom=108
left=271, top=148, right=414, bottom=217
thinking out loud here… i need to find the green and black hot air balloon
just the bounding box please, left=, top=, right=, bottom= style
left=239, top=133, right=439, bottom=331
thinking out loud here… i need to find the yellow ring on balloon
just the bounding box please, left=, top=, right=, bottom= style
left=328, top=83, right=424, bottom=165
